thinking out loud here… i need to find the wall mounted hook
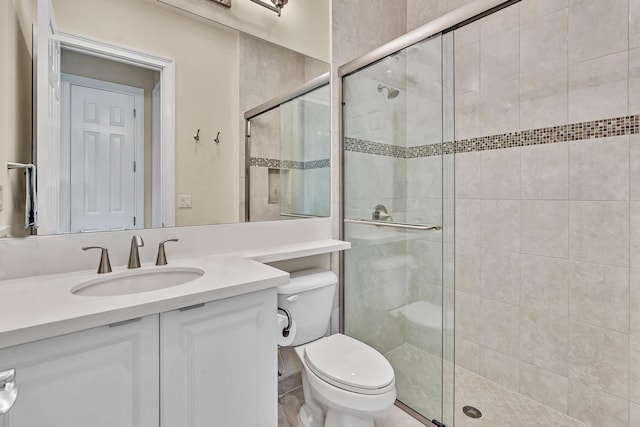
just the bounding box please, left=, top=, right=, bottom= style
left=193, top=129, right=200, bottom=142
left=214, top=132, right=221, bottom=144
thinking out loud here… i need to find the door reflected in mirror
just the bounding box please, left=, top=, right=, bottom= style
left=0, top=0, right=329, bottom=238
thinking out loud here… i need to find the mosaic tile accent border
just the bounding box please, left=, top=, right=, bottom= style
left=345, top=115, right=640, bottom=158
left=456, top=115, right=639, bottom=153
left=304, top=159, right=330, bottom=169
left=249, top=157, right=330, bottom=170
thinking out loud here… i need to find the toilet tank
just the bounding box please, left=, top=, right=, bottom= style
left=277, top=268, right=337, bottom=346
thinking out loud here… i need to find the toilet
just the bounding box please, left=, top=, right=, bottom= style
left=278, top=269, right=396, bottom=427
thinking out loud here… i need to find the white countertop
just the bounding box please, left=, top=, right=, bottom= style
left=0, top=239, right=350, bottom=350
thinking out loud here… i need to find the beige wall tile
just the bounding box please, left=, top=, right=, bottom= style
left=454, top=91, right=481, bottom=140
left=456, top=199, right=484, bottom=247
left=480, top=249, right=520, bottom=305
left=521, top=200, right=569, bottom=258
left=632, top=403, right=640, bottom=427
left=454, top=20, right=480, bottom=47
left=454, top=152, right=481, bottom=199
left=520, top=307, right=569, bottom=375
left=568, top=381, right=629, bottom=426
left=480, top=298, right=519, bottom=356
left=632, top=0, right=640, bottom=49
left=569, top=201, right=629, bottom=267
left=569, top=136, right=629, bottom=201
left=521, top=142, right=569, bottom=200
left=568, top=51, right=628, bottom=122
left=632, top=269, right=640, bottom=337
left=519, top=362, right=569, bottom=413
left=481, top=199, right=520, bottom=252
left=480, top=3, right=520, bottom=39
left=630, top=48, right=640, bottom=115
left=630, top=202, right=640, bottom=269
left=480, top=347, right=520, bottom=391
left=480, top=147, right=520, bottom=199
left=568, top=0, right=628, bottom=64
left=455, top=41, right=480, bottom=95
left=569, top=262, right=629, bottom=333
left=455, top=245, right=482, bottom=295
left=629, top=136, right=640, bottom=200
left=455, top=337, right=480, bottom=373
left=480, top=80, right=519, bottom=137
left=480, top=27, right=519, bottom=88
left=456, top=290, right=481, bottom=342
left=520, top=0, right=568, bottom=22
left=521, top=255, right=569, bottom=316
left=520, top=9, right=567, bottom=77
left=631, top=336, right=640, bottom=404
left=569, top=321, right=629, bottom=399
left=520, top=67, right=568, bottom=130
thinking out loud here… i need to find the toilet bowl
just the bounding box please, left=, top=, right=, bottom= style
left=278, top=269, right=397, bottom=427
left=294, top=334, right=396, bottom=427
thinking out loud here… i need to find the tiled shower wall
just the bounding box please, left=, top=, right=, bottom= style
left=453, top=0, right=640, bottom=425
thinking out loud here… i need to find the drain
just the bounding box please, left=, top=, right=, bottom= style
left=462, top=406, right=482, bottom=419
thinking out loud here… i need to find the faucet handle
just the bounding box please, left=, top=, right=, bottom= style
left=156, top=239, right=179, bottom=266
left=128, top=235, right=145, bottom=269
left=82, top=246, right=112, bottom=274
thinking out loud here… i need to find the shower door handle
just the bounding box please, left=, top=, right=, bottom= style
left=343, top=219, right=441, bottom=231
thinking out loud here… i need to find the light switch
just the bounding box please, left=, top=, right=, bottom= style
left=178, top=195, right=192, bottom=208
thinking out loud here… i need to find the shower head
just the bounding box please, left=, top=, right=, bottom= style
left=377, top=84, right=400, bottom=99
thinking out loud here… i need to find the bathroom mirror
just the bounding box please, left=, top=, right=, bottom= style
left=0, top=0, right=330, bottom=238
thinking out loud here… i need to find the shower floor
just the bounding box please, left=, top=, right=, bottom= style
left=385, top=343, right=587, bottom=427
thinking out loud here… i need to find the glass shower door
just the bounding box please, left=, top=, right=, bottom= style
left=342, top=34, right=453, bottom=425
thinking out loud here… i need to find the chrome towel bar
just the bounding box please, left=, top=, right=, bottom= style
left=343, top=219, right=441, bottom=231
left=7, top=162, right=33, bottom=170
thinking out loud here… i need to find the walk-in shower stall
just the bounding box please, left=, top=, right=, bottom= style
left=341, top=0, right=638, bottom=425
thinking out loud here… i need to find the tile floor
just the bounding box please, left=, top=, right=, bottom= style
left=454, top=367, right=586, bottom=427
left=278, top=342, right=587, bottom=426
left=277, top=386, right=424, bottom=427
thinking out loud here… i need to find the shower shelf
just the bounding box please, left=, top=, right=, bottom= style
left=343, top=219, right=441, bottom=231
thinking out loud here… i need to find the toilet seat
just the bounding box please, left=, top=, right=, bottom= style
left=303, top=334, right=395, bottom=395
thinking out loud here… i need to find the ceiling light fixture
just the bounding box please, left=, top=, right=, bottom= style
left=209, top=0, right=231, bottom=8
left=249, top=0, right=289, bottom=17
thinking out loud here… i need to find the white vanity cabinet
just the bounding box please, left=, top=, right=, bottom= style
left=161, top=288, right=278, bottom=427
left=0, top=315, right=160, bottom=427
left=0, top=288, right=278, bottom=427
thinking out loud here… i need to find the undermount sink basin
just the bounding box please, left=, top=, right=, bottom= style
left=71, top=267, right=205, bottom=297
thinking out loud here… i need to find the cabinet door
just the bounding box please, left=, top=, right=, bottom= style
left=0, top=315, right=159, bottom=427
left=161, top=289, right=277, bottom=427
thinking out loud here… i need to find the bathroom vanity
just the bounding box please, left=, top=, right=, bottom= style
left=0, top=240, right=349, bottom=427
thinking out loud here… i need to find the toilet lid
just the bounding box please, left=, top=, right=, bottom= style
left=304, top=334, right=394, bottom=394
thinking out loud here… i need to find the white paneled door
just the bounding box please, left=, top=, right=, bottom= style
left=69, top=82, right=142, bottom=232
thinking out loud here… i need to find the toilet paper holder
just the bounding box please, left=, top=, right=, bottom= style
left=277, top=307, right=292, bottom=337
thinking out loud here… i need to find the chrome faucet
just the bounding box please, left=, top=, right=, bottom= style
left=128, top=235, right=144, bottom=269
